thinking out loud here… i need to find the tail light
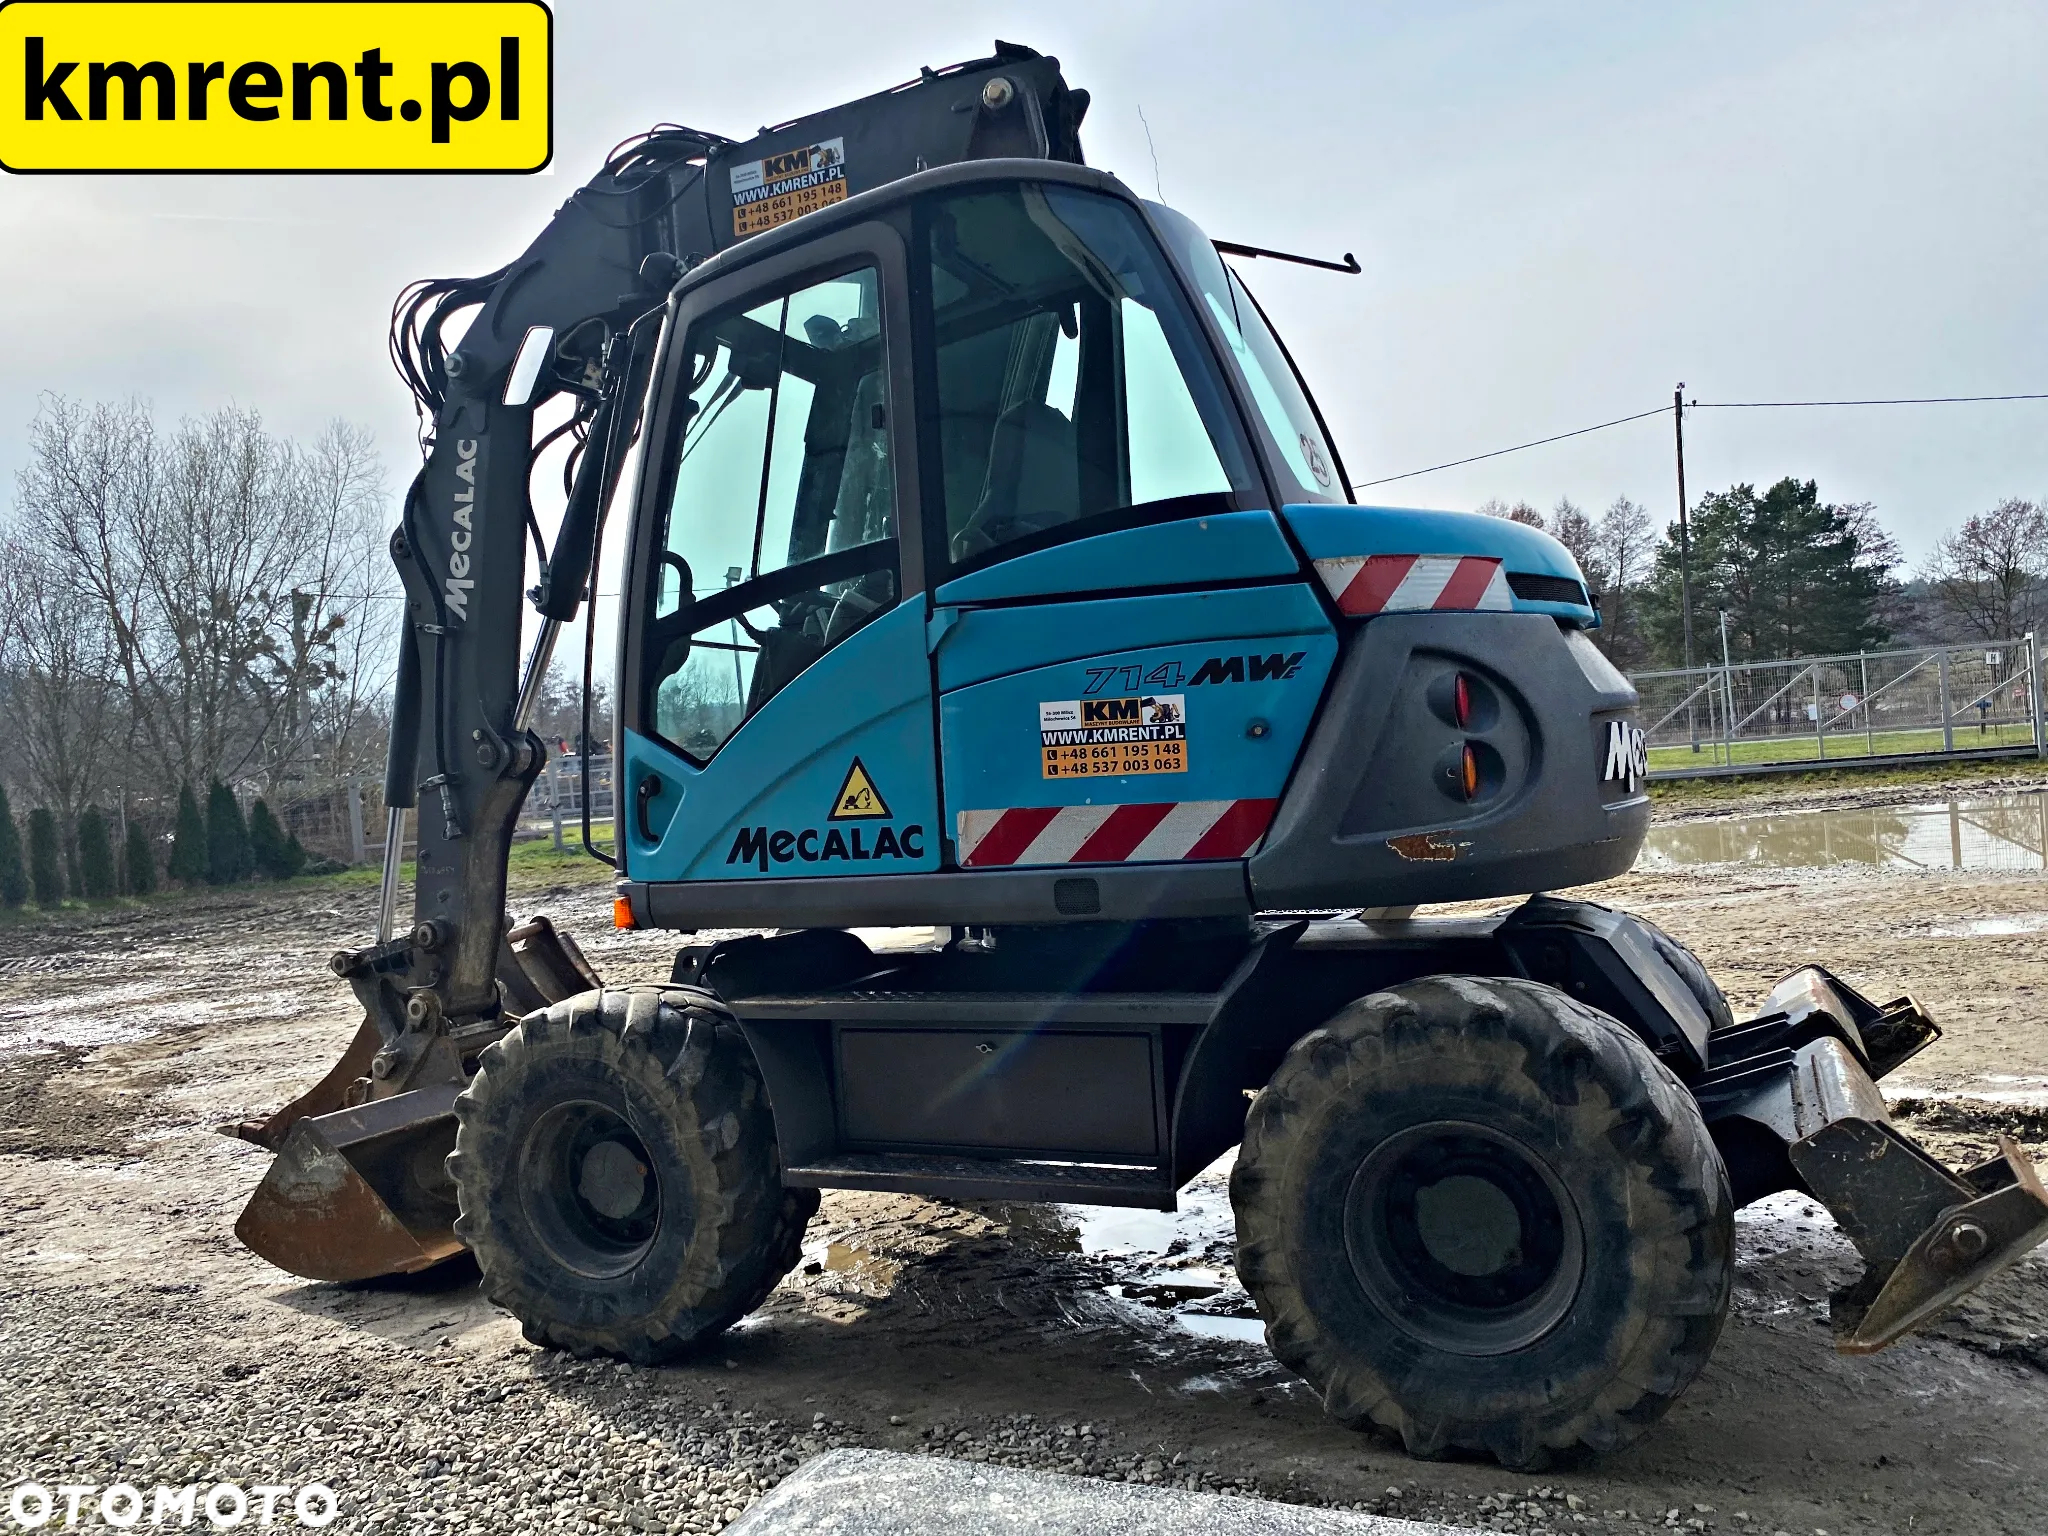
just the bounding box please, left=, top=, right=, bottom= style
left=1453, top=673, right=1473, bottom=729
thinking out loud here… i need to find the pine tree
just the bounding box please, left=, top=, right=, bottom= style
left=27, top=809, right=61, bottom=907
left=248, top=799, right=292, bottom=879
left=281, top=832, right=308, bottom=877
left=206, top=780, right=252, bottom=885
left=123, top=820, right=157, bottom=896
left=168, top=784, right=207, bottom=885
left=0, top=783, right=27, bottom=907
left=76, top=808, right=116, bottom=899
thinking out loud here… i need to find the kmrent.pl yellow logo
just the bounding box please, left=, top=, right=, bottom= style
left=0, top=2, right=551, bottom=172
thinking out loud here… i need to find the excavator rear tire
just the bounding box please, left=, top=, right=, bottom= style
left=1232, top=974, right=1732, bottom=1469
left=449, top=985, right=816, bottom=1364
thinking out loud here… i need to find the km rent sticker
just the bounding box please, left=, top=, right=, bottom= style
left=1, top=2, right=551, bottom=173
left=729, top=136, right=847, bottom=238
left=1040, top=695, right=1187, bottom=779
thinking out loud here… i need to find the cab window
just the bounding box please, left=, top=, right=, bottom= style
left=644, top=265, right=897, bottom=761
left=918, top=184, right=1262, bottom=570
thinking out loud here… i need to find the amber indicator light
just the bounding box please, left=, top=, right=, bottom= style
left=612, top=895, right=637, bottom=930
left=1460, top=743, right=1481, bottom=801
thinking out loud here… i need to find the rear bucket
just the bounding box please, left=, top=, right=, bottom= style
left=235, top=1084, right=466, bottom=1284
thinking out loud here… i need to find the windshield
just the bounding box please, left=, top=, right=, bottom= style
left=1147, top=202, right=1347, bottom=504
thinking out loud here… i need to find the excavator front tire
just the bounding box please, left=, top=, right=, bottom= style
left=1232, top=975, right=1732, bottom=1468
left=449, top=986, right=815, bottom=1364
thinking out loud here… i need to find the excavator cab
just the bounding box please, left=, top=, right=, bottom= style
left=616, top=167, right=1346, bottom=895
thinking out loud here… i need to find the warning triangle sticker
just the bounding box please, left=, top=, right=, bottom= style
left=828, top=758, right=892, bottom=820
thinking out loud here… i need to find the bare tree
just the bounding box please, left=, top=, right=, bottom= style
left=0, top=536, right=122, bottom=880
left=1924, top=497, right=2048, bottom=642
left=1549, top=497, right=1605, bottom=588
left=1476, top=497, right=1547, bottom=528
left=1596, top=495, right=1656, bottom=595
left=13, top=399, right=392, bottom=797
left=255, top=422, right=397, bottom=796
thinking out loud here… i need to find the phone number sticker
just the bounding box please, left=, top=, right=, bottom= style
left=1039, top=696, right=1188, bottom=778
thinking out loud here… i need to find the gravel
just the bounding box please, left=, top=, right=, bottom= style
left=0, top=1276, right=1769, bottom=1536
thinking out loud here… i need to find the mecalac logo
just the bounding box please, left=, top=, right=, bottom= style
left=726, top=822, right=924, bottom=872
left=445, top=438, right=478, bottom=621
left=1602, top=719, right=1649, bottom=790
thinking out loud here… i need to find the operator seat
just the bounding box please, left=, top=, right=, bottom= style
left=952, top=400, right=1084, bottom=561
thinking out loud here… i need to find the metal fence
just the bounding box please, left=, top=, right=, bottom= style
left=527, top=753, right=617, bottom=850
left=265, top=751, right=618, bottom=865
left=1631, top=635, right=2048, bottom=778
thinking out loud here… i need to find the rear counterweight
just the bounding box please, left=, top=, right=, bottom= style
left=1250, top=612, right=1647, bottom=909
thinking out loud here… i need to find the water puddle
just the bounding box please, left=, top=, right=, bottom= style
left=1172, top=1313, right=1266, bottom=1345
left=1645, top=792, right=2048, bottom=872
left=1925, top=915, right=2048, bottom=938
left=1028, top=1157, right=1270, bottom=1352
left=821, top=1241, right=899, bottom=1286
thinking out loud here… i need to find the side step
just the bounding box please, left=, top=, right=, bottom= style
left=783, top=1151, right=1176, bottom=1210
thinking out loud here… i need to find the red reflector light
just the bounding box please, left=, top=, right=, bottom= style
left=1454, top=673, right=1472, bottom=729
left=1460, top=743, right=1480, bottom=801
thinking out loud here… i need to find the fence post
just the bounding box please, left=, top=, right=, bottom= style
left=1938, top=648, right=1954, bottom=753
left=1860, top=653, right=1873, bottom=757
left=1812, top=666, right=1825, bottom=761
left=345, top=778, right=367, bottom=865
left=551, top=758, right=566, bottom=851
left=1719, top=667, right=1731, bottom=765
left=2030, top=632, right=2046, bottom=761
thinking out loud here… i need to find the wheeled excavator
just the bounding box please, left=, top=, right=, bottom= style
left=229, top=44, right=2048, bottom=1467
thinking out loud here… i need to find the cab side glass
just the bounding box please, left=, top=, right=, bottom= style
left=646, top=266, right=898, bottom=761
left=920, top=184, right=1262, bottom=570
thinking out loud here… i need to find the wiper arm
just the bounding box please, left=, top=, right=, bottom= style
left=1214, top=240, right=1360, bottom=275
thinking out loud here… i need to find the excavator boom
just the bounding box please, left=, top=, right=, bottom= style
left=230, top=43, right=1091, bottom=1281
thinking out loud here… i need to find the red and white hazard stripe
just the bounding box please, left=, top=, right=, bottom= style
left=957, top=799, right=1278, bottom=867
left=1313, top=554, right=1512, bottom=617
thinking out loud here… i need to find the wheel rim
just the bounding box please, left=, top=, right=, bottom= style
left=518, top=1099, right=662, bottom=1279
left=1344, top=1119, right=1585, bottom=1356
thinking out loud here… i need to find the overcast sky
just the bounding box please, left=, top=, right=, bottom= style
left=4, top=0, right=2044, bottom=577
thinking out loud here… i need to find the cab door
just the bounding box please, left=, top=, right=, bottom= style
left=619, top=222, right=939, bottom=883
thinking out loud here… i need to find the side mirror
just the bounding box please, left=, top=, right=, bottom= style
left=503, top=325, right=557, bottom=407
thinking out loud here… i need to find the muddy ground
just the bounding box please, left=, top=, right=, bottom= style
left=3, top=774, right=2046, bottom=1534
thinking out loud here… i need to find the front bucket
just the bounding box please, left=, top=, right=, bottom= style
left=235, top=1084, right=466, bottom=1283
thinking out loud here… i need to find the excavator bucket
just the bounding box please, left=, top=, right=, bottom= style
left=229, top=916, right=603, bottom=1283
left=234, top=1083, right=465, bottom=1283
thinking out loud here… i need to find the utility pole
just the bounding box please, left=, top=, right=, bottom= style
left=1674, top=384, right=1698, bottom=750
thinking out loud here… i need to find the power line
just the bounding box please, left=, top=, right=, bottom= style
left=1354, top=407, right=1668, bottom=489
left=1355, top=390, right=2048, bottom=489
left=1695, top=392, right=2048, bottom=408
